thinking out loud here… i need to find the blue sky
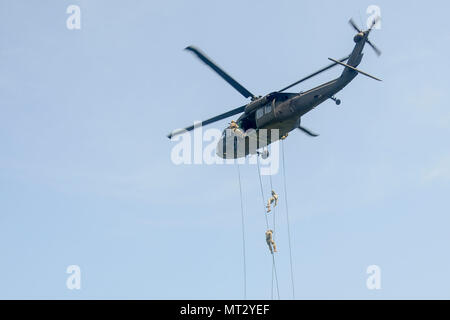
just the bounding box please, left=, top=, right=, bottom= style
left=0, top=0, right=449, bottom=299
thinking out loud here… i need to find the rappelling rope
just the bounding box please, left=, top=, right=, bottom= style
left=272, top=254, right=280, bottom=300
left=281, top=139, right=295, bottom=299
left=268, top=150, right=276, bottom=233
left=257, top=155, right=280, bottom=300
left=256, top=156, right=270, bottom=230
left=236, top=163, right=247, bottom=300
left=267, top=148, right=278, bottom=300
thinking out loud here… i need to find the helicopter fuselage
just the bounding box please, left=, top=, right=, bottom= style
left=168, top=23, right=379, bottom=159
left=216, top=30, right=369, bottom=159
left=217, top=72, right=358, bottom=159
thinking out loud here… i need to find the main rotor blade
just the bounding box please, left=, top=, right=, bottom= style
left=278, top=55, right=350, bottom=92
left=167, top=105, right=246, bottom=139
left=367, top=39, right=382, bottom=56
left=349, top=18, right=361, bottom=33
left=185, top=46, right=255, bottom=99
left=298, top=126, right=319, bottom=137
left=368, top=16, right=380, bottom=31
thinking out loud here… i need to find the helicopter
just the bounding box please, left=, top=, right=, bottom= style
left=167, top=18, right=381, bottom=159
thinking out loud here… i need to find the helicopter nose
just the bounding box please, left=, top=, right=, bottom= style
left=216, top=130, right=248, bottom=159
left=216, top=135, right=234, bottom=159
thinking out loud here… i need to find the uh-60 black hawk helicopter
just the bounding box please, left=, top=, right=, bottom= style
left=167, top=18, right=382, bottom=159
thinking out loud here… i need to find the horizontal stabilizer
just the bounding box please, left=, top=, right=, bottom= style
left=328, top=57, right=382, bottom=81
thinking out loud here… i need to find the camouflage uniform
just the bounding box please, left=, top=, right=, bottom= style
left=266, top=190, right=279, bottom=213
left=229, top=120, right=239, bottom=131
left=265, top=229, right=277, bottom=254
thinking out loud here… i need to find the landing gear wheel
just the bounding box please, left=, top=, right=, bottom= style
left=335, top=99, right=341, bottom=106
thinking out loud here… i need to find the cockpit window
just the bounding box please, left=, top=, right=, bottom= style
left=256, top=108, right=264, bottom=119
left=256, top=104, right=272, bottom=120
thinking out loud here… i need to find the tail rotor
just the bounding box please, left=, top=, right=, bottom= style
left=348, top=17, right=382, bottom=56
